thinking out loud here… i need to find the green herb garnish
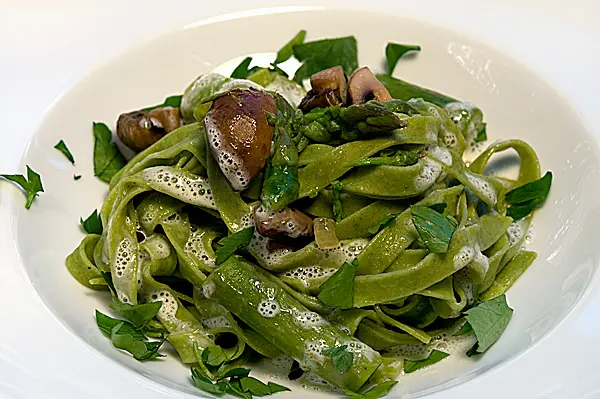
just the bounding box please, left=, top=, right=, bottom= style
left=411, top=205, right=457, bottom=253
left=1, top=165, right=44, bottom=209
left=96, top=310, right=165, bottom=360
left=323, top=345, right=354, bottom=372
left=231, top=57, right=253, bottom=79
left=95, top=310, right=144, bottom=339
left=54, top=140, right=75, bottom=164
left=342, top=381, right=398, bottom=399
left=293, top=36, right=358, bottom=83
left=453, top=321, right=474, bottom=336
left=403, top=350, right=449, bottom=373
left=80, top=209, right=103, bottom=235
left=110, top=322, right=165, bottom=360
left=331, top=181, right=343, bottom=222
left=318, top=260, right=357, bottom=309
left=214, top=227, right=255, bottom=265
left=464, top=294, right=513, bottom=355
left=475, top=124, right=487, bottom=142
left=505, top=171, right=552, bottom=220
left=109, top=299, right=162, bottom=329
left=92, top=122, right=126, bottom=183
left=274, top=30, right=306, bottom=64
left=141, top=95, right=182, bottom=111
left=428, top=202, right=447, bottom=214
left=368, top=213, right=399, bottom=235
left=385, top=42, right=421, bottom=75
left=74, top=174, right=82, bottom=180
left=202, top=345, right=229, bottom=367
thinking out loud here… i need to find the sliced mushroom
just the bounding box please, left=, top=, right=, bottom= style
left=254, top=205, right=314, bottom=238
left=117, top=107, right=182, bottom=152
left=205, top=89, right=276, bottom=191
left=299, top=66, right=348, bottom=113
left=347, top=67, right=393, bottom=105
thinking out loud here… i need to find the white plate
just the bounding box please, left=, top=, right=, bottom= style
left=2, top=3, right=600, bottom=399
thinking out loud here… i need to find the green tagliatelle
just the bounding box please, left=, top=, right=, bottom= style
left=66, top=44, right=549, bottom=398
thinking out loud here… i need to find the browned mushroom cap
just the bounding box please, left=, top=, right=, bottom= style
left=254, top=205, right=313, bottom=238
left=299, top=66, right=348, bottom=113
left=347, top=67, right=393, bottom=105
left=205, top=89, right=276, bottom=191
left=116, top=107, right=182, bottom=152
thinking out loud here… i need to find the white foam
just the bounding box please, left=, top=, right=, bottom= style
left=145, top=236, right=171, bottom=259
left=346, top=340, right=379, bottom=362
left=300, top=372, right=339, bottom=392
left=453, top=246, right=475, bottom=270
left=507, top=219, right=528, bottom=247
left=303, top=341, right=327, bottom=365
left=283, top=266, right=336, bottom=288
left=387, top=325, right=476, bottom=363
left=262, top=355, right=295, bottom=380
left=258, top=299, right=280, bottom=318
left=464, top=172, right=497, bottom=206
left=140, top=167, right=216, bottom=209
left=147, top=290, right=179, bottom=321
left=184, top=225, right=216, bottom=267
left=293, top=311, right=329, bottom=329
left=205, top=111, right=254, bottom=191
left=414, top=158, right=443, bottom=192
left=201, top=316, right=232, bottom=329
left=427, top=145, right=453, bottom=166
left=113, top=237, right=136, bottom=304
left=202, top=280, right=216, bottom=299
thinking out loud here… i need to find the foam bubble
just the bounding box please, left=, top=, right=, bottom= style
left=147, top=290, right=178, bottom=320
left=293, top=311, right=329, bottom=329
left=140, top=167, right=216, bottom=209
left=205, top=113, right=253, bottom=191
left=184, top=225, right=216, bottom=267
left=201, top=316, right=232, bottom=329
left=427, top=145, right=452, bottom=166
left=258, top=299, right=280, bottom=318
left=465, top=172, right=497, bottom=206
left=301, top=372, right=339, bottom=392
left=303, top=341, right=327, bottom=364
left=283, top=266, right=336, bottom=288
left=507, top=219, right=527, bottom=247
left=202, top=280, right=216, bottom=299
left=262, top=355, right=295, bottom=380
left=414, top=158, right=443, bottom=192
left=387, top=324, right=476, bottom=363
left=145, top=236, right=171, bottom=259
left=453, top=246, right=475, bottom=270
left=112, top=237, right=136, bottom=303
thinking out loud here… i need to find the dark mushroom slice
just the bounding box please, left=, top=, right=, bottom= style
left=254, top=205, right=314, bottom=238
left=347, top=67, right=393, bottom=105
left=205, top=89, right=276, bottom=191
left=116, top=107, right=182, bottom=152
left=299, top=66, right=348, bottom=113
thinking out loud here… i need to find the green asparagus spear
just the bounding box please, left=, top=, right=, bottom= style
left=204, top=257, right=383, bottom=391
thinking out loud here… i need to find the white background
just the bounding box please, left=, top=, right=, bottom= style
left=1, top=0, right=599, bottom=398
